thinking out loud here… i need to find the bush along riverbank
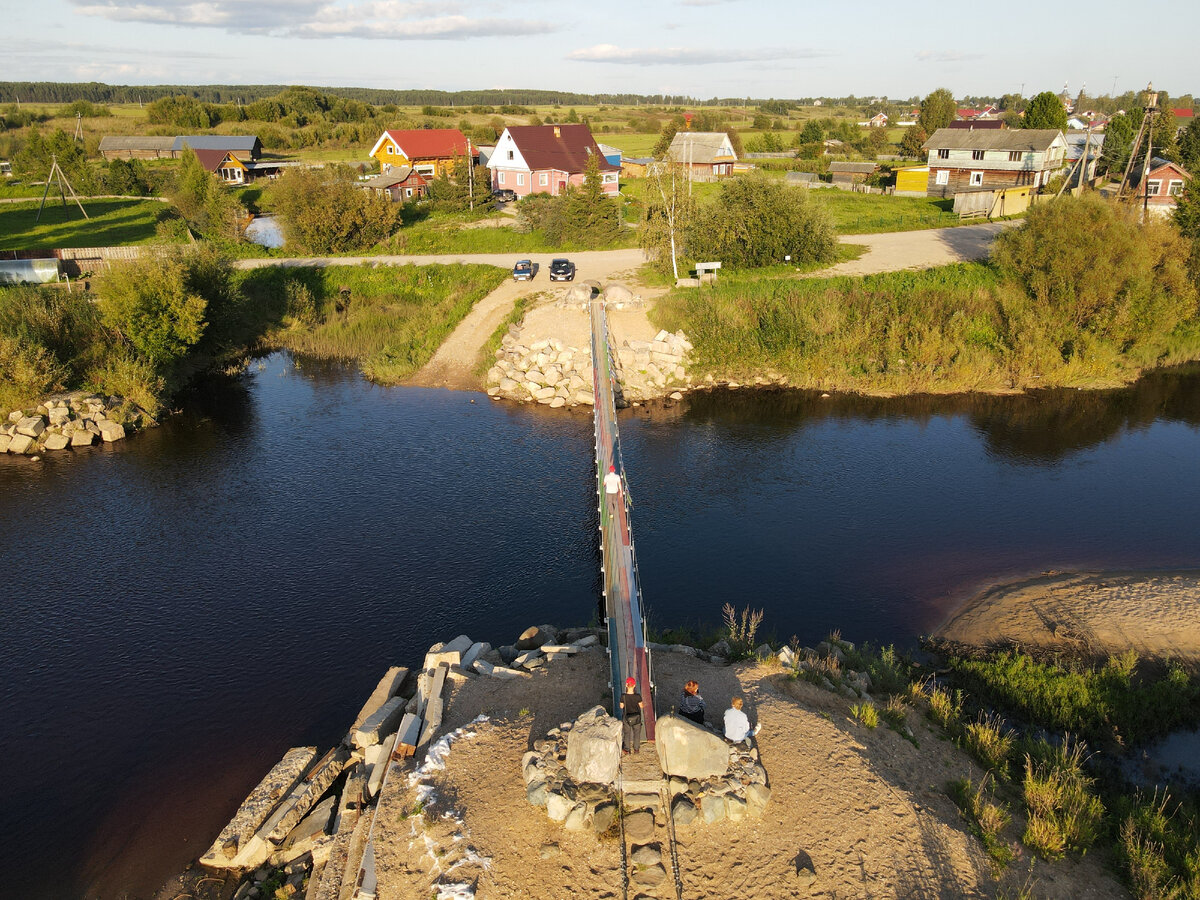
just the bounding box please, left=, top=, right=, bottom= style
left=0, top=251, right=507, bottom=457
left=652, top=196, right=1200, bottom=396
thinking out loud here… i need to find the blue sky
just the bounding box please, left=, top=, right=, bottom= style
left=5, top=0, right=1197, bottom=100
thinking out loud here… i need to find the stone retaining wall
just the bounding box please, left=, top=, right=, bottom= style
left=485, top=324, right=695, bottom=408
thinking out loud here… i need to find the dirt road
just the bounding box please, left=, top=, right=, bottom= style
left=818, top=221, right=1011, bottom=277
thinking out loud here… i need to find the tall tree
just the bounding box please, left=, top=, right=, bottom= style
left=918, top=88, right=956, bottom=134
left=899, top=125, right=928, bottom=159
left=1023, top=91, right=1068, bottom=131
left=652, top=116, right=684, bottom=158
left=640, top=162, right=695, bottom=279
left=1178, top=117, right=1200, bottom=174
left=1102, top=113, right=1135, bottom=174
left=799, top=120, right=823, bottom=143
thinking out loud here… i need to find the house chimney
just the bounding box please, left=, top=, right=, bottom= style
left=553, top=125, right=561, bottom=138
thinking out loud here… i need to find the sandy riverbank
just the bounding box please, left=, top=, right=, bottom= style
left=934, top=570, right=1200, bottom=666
left=364, top=648, right=1124, bottom=899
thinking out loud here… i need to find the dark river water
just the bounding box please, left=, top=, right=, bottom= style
left=2, top=353, right=1199, bottom=899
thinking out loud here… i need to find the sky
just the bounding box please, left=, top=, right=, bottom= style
left=4, top=0, right=1198, bottom=101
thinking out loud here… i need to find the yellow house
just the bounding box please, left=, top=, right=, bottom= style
left=368, top=129, right=472, bottom=178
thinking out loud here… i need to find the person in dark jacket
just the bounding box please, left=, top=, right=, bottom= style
left=679, top=679, right=705, bottom=725
left=619, top=676, right=644, bottom=754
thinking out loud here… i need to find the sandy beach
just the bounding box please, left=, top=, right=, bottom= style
left=366, top=648, right=1125, bottom=899
left=935, top=570, right=1200, bottom=666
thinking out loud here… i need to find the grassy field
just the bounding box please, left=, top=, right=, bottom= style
left=379, top=213, right=637, bottom=255
left=0, top=181, right=50, bottom=200
left=237, top=263, right=506, bottom=382
left=807, top=191, right=959, bottom=233
left=0, top=198, right=180, bottom=249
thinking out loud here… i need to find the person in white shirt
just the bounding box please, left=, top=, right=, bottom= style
left=724, top=696, right=752, bottom=743
left=603, top=465, right=622, bottom=497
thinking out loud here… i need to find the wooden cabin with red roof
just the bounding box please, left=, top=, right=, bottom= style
left=368, top=128, right=472, bottom=178
left=486, top=124, right=619, bottom=198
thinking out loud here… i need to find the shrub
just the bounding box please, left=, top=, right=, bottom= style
left=268, top=166, right=403, bottom=254
left=992, top=195, right=1197, bottom=366
left=721, top=602, right=764, bottom=660
left=850, top=702, right=878, bottom=728
left=1020, top=737, right=1103, bottom=860
left=950, top=775, right=1016, bottom=872
left=927, top=685, right=964, bottom=733
left=964, top=712, right=1015, bottom=774
left=689, top=172, right=836, bottom=269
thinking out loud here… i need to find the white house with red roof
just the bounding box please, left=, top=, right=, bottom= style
left=368, top=128, right=472, bottom=178
left=487, top=124, right=619, bottom=197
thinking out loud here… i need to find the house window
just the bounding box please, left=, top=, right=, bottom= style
left=498, top=172, right=505, bottom=185
left=1168, top=179, right=1185, bottom=196
left=937, top=149, right=949, bottom=159
left=517, top=173, right=524, bottom=186
left=539, top=173, right=548, bottom=186
left=972, top=150, right=985, bottom=160
left=507, top=150, right=514, bottom=160
left=970, top=171, right=984, bottom=186
left=1008, top=151, right=1022, bottom=162
left=935, top=170, right=949, bottom=185
left=387, top=146, right=393, bottom=155
left=405, top=188, right=412, bottom=197
left=1147, top=179, right=1162, bottom=196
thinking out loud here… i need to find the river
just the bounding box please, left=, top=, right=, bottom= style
left=2, top=353, right=1199, bottom=899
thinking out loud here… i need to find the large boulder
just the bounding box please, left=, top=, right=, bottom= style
left=655, top=714, right=731, bottom=780
left=601, top=284, right=635, bottom=305
left=565, top=706, right=621, bottom=786
left=16, top=416, right=45, bottom=438
left=515, top=626, right=549, bottom=651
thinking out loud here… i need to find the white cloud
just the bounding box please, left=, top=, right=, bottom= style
left=566, top=44, right=822, bottom=66
left=70, top=0, right=545, bottom=38
left=915, top=50, right=983, bottom=63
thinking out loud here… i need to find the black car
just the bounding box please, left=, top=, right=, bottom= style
left=493, top=188, right=517, bottom=203
left=549, top=258, right=576, bottom=282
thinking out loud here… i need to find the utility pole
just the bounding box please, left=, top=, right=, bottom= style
left=1143, top=86, right=1157, bottom=222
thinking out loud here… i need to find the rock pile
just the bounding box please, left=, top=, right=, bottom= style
left=485, top=327, right=695, bottom=407
left=485, top=336, right=596, bottom=408
left=522, top=710, right=771, bottom=831
left=1, top=392, right=146, bottom=455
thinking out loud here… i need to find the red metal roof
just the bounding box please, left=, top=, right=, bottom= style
left=191, top=148, right=233, bottom=172
left=504, top=124, right=619, bottom=175
left=1173, top=108, right=1195, bottom=118
left=383, top=129, right=470, bottom=160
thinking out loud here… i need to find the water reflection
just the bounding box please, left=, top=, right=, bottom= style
left=677, top=363, right=1200, bottom=464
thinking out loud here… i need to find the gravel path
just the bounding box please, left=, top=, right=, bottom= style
left=818, top=221, right=1011, bottom=277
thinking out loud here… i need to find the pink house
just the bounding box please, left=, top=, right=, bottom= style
left=1132, top=157, right=1192, bottom=215
left=487, top=124, right=619, bottom=198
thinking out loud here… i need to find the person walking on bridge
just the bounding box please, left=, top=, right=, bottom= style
left=603, top=464, right=622, bottom=498
left=619, top=676, right=643, bottom=754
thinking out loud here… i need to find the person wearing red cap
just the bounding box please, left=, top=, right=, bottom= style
left=618, top=675, right=643, bottom=754
left=603, top=464, right=622, bottom=498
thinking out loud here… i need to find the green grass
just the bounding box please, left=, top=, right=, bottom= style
left=379, top=214, right=636, bottom=255
left=949, top=650, right=1200, bottom=748
left=805, top=190, right=960, bottom=234
left=595, top=133, right=659, bottom=157
left=0, top=181, right=48, bottom=200
left=237, top=262, right=506, bottom=382
left=477, top=294, right=533, bottom=375
left=0, top=198, right=181, bottom=249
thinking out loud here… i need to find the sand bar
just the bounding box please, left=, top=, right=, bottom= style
left=935, top=569, right=1200, bottom=666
